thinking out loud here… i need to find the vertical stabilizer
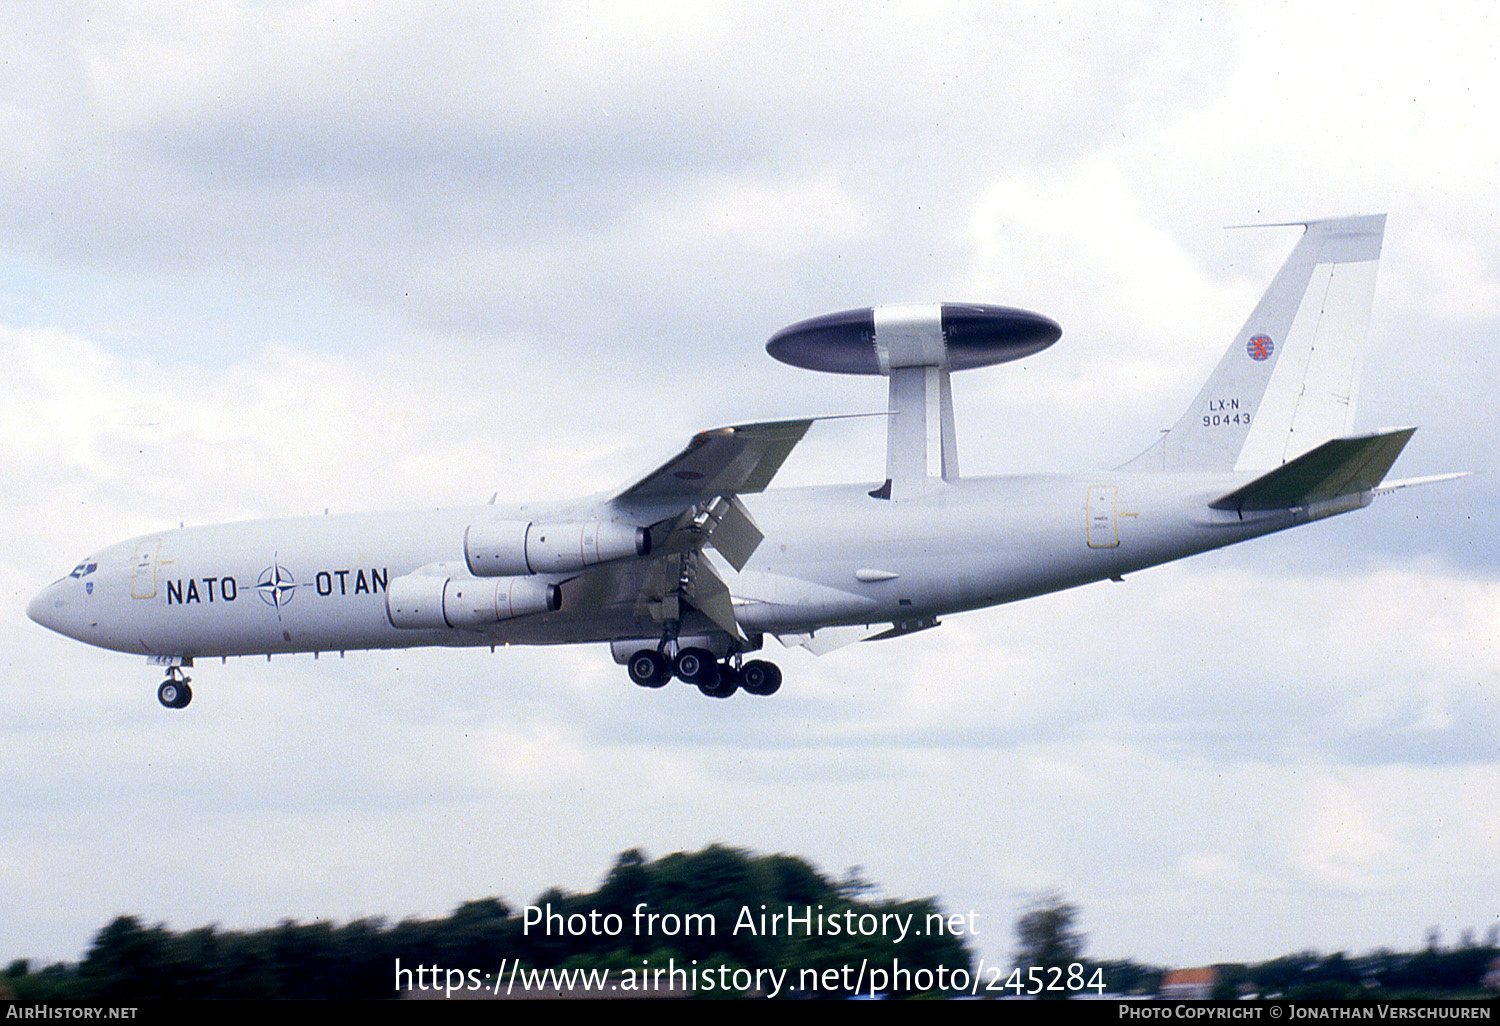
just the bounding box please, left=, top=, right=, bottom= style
left=1122, top=214, right=1384, bottom=473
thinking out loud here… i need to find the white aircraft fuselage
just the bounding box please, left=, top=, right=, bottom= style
left=29, top=471, right=1297, bottom=661
left=29, top=214, right=1450, bottom=706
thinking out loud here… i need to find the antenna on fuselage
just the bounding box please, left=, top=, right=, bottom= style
left=765, top=304, right=1061, bottom=500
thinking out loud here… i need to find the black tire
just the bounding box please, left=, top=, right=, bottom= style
left=626, top=650, right=670, bottom=688
left=674, top=647, right=719, bottom=687
left=157, top=680, right=192, bottom=708
left=739, top=660, right=782, bottom=696
left=698, top=668, right=738, bottom=699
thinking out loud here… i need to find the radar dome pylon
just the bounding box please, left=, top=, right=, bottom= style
left=766, top=303, right=1061, bottom=500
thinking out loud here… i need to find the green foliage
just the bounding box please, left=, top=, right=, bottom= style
left=19, top=858, right=1498, bottom=1000
left=1010, top=893, right=1089, bottom=1000
left=1014, top=892, right=1084, bottom=969
left=3, top=959, right=80, bottom=1001
left=1090, top=957, right=1163, bottom=996
left=1210, top=962, right=1249, bottom=1001
left=26, top=844, right=971, bottom=999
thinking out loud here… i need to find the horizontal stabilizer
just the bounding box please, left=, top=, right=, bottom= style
left=1209, top=427, right=1415, bottom=512
left=1374, top=472, right=1470, bottom=495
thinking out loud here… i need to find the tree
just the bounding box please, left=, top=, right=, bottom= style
left=834, top=866, right=877, bottom=901
left=79, top=915, right=172, bottom=1000
left=1014, top=893, right=1085, bottom=980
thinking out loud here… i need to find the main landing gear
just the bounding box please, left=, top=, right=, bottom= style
left=157, top=666, right=192, bottom=709
left=626, top=647, right=782, bottom=699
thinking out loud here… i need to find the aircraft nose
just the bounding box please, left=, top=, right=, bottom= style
left=27, top=580, right=72, bottom=636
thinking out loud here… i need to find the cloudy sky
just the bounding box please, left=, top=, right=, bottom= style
left=2, top=1, right=1497, bottom=974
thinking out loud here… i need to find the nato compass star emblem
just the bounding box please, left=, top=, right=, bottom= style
left=256, top=562, right=297, bottom=609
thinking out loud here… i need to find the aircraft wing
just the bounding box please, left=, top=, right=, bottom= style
left=595, top=418, right=813, bottom=642
left=609, top=418, right=813, bottom=509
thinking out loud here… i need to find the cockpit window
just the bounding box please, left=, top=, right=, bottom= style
left=68, top=561, right=98, bottom=579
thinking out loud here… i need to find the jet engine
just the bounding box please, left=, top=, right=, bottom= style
left=464, top=520, right=650, bottom=577
left=386, top=573, right=561, bottom=630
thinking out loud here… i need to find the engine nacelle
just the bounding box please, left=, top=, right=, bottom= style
left=386, top=573, right=561, bottom=630
left=464, top=520, right=650, bottom=577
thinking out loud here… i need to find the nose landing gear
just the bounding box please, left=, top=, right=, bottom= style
left=157, top=666, right=192, bottom=709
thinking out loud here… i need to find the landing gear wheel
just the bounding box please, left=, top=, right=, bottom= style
left=626, top=650, right=671, bottom=688
left=699, top=664, right=739, bottom=699
left=739, top=660, right=782, bottom=696
left=157, top=680, right=192, bottom=709
left=674, top=647, right=720, bottom=687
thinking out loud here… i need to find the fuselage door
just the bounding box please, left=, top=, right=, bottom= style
left=132, top=538, right=161, bottom=599
left=1086, top=486, right=1119, bottom=549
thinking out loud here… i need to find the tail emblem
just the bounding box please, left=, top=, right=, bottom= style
left=1246, top=334, right=1274, bottom=361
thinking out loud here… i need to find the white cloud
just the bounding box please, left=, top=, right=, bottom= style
left=636, top=172, right=872, bottom=261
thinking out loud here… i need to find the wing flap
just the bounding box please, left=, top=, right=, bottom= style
left=621, top=497, right=763, bottom=641
left=775, top=617, right=940, bottom=655
left=705, top=495, right=763, bottom=572
left=602, top=418, right=816, bottom=641
left=682, top=557, right=743, bottom=642
left=1209, top=427, right=1416, bottom=512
